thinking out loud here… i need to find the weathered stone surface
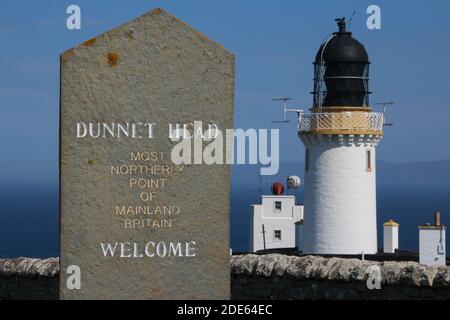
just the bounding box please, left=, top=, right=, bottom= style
left=60, top=8, right=234, bottom=299
left=231, top=254, right=450, bottom=300
left=0, top=258, right=59, bottom=277
left=231, top=254, right=450, bottom=286
left=432, top=266, right=450, bottom=288
left=230, top=254, right=259, bottom=275
left=1, top=256, right=450, bottom=300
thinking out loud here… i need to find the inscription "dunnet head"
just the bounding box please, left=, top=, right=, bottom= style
left=76, top=122, right=156, bottom=139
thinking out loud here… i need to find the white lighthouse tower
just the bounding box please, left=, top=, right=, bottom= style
left=298, top=18, right=384, bottom=254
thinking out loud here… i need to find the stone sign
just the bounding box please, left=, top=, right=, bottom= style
left=60, top=8, right=234, bottom=299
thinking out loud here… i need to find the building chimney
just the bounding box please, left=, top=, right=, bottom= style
left=383, top=219, right=399, bottom=254
left=435, top=211, right=441, bottom=227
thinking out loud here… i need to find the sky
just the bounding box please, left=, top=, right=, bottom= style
left=1, top=0, right=450, bottom=187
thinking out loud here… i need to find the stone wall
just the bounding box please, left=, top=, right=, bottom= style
left=231, top=254, right=450, bottom=300
left=2, top=255, right=450, bottom=300
left=0, top=258, right=59, bottom=300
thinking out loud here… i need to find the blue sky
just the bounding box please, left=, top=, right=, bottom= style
left=1, top=0, right=450, bottom=186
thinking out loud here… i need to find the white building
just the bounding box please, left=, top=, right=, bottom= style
left=298, top=18, right=383, bottom=255
left=419, top=212, right=446, bottom=266
left=250, top=184, right=303, bottom=252
left=383, top=220, right=399, bottom=253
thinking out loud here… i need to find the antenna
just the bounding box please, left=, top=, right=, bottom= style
left=271, top=97, right=304, bottom=124
left=348, top=10, right=356, bottom=30
left=375, top=101, right=395, bottom=127
left=271, top=97, right=292, bottom=123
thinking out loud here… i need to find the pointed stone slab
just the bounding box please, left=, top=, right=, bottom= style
left=60, top=8, right=234, bottom=299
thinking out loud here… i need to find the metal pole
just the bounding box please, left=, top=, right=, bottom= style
left=262, top=224, right=267, bottom=254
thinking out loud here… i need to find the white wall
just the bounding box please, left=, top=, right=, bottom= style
left=250, top=196, right=303, bottom=252
left=383, top=226, right=399, bottom=253
left=301, top=135, right=381, bottom=255
left=419, top=228, right=446, bottom=266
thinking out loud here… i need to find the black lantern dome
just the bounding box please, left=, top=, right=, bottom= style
left=313, top=18, right=371, bottom=109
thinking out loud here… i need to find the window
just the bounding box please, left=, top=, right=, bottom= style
left=305, top=148, right=310, bottom=172
left=274, top=230, right=282, bottom=241
left=366, top=149, right=372, bottom=172
left=274, top=201, right=282, bottom=212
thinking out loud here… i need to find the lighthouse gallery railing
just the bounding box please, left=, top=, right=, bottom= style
left=298, top=112, right=384, bottom=134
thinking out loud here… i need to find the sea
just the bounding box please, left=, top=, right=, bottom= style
left=0, top=185, right=59, bottom=258
left=0, top=184, right=449, bottom=258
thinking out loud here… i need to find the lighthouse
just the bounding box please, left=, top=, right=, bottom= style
left=298, top=18, right=384, bottom=254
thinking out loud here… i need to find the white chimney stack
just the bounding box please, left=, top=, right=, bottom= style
left=383, top=220, right=399, bottom=253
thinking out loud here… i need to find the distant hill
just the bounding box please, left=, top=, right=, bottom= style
left=232, top=159, right=450, bottom=190
left=377, top=160, right=450, bottom=189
